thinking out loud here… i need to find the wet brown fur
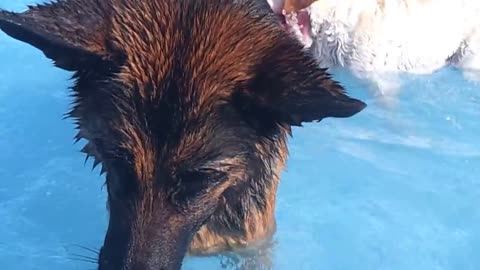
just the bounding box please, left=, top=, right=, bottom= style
left=189, top=138, right=288, bottom=254
left=0, top=0, right=365, bottom=269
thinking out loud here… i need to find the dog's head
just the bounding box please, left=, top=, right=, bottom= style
left=0, top=0, right=365, bottom=269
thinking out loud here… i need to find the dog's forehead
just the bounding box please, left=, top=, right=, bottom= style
left=106, top=0, right=282, bottom=91
left=69, top=0, right=293, bottom=181
left=98, top=83, right=252, bottom=183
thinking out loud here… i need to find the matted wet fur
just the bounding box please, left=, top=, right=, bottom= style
left=0, top=0, right=366, bottom=269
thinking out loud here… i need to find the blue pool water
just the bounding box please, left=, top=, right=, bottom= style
left=1, top=1, right=480, bottom=270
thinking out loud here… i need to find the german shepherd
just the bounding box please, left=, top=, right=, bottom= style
left=0, top=0, right=366, bottom=269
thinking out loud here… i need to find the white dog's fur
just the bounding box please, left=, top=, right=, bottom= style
left=270, top=0, right=480, bottom=101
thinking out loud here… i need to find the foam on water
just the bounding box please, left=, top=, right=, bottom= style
left=1, top=1, right=480, bottom=270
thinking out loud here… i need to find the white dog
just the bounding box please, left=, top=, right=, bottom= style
left=270, top=0, right=480, bottom=102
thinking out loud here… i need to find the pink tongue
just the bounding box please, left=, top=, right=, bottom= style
left=297, top=10, right=311, bottom=45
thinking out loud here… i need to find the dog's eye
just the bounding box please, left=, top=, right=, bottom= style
left=181, top=169, right=224, bottom=184
left=171, top=169, right=227, bottom=204
left=105, top=160, right=137, bottom=201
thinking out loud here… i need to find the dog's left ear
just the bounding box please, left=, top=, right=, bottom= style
left=235, top=39, right=366, bottom=127
left=0, top=1, right=110, bottom=71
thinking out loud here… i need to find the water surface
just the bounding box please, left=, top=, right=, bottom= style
left=1, top=1, right=479, bottom=269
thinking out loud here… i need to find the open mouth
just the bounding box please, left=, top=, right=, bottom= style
left=276, top=8, right=313, bottom=47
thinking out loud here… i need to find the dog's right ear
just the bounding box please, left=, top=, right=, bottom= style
left=0, top=1, right=110, bottom=71
left=233, top=33, right=366, bottom=128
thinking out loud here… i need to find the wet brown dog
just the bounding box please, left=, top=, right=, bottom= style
left=0, top=0, right=366, bottom=269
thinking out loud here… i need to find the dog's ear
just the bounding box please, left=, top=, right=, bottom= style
left=0, top=1, right=110, bottom=71
left=234, top=38, right=366, bottom=128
